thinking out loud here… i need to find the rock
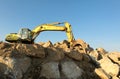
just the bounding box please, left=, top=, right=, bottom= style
left=98, top=57, right=119, bottom=76
left=89, top=50, right=102, bottom=60
left=16, top=44, right=45, bottom=58
left=112, top=76, right=119, bottom=79
left=107, top=52, right=120, bottom=65
left=95, top=68, right=111, bottom=79
left=0, top=62, right=12, bottom=79
left=72, top=39, right=93, bottom=53
left=0, top=43, right=15, bottom=57
left=43, top=41, right=53, bottom=47
left=54, top=42, right=60, bottom=47
left=0, top=42, right=13, bottom=50
left=54, top=40, right=70, bottom=52
left=45, top=47, right=64, bottom=61
left=0, top=63, right=7, bottom=73
left=61, top=58, right=83, bottom=79
left=66, top=50, right=83, bottom=61
left=82, top=54, right=91, bottom=62
left=74, top=60, right=100, bottom=79
left=40, top=61, right=60, bottom=78
left=96, top=48, right=108, bottom=55
left=38, top=42, right=45, bottom=46
left=0, top=52, right=31, bottom=79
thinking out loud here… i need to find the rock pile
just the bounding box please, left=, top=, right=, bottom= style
left=0, top=39, right=119, bottom=79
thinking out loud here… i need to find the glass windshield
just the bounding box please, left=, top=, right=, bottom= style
left=18, top=28, right=31, bottom=39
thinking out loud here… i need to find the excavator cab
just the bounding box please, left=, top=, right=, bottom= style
left=18, top=28, right=31, bottom=40
left=18, top=28, right=32, bottom=43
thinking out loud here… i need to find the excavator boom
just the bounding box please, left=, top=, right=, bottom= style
left=31, top=22, right=75, bottom=42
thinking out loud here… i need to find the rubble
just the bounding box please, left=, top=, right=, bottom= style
left=0, top=39, right=119, bottom=79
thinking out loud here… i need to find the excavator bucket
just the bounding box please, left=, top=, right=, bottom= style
left=71, top=39, right=93, bottom=53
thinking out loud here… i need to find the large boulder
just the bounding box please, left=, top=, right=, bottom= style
left=89, top=50, right=102, bottom=60
left=65, top=50, right=83, bottom=61
left=0, top=55, right=31, bottom=79
left=40, top=62, right=60, bottom=78
left=16, top=44, right=45, bottom=58
left=95, top=68, right=111, bottom=79
left=44, top=47, right=65, bottom=61
left=98, top=57, right=119, bottom=76
left=61, top=58, right=83, bottom=79
left=0, top=62, right=10, bottom=79
left=107, top=52, right=120, bottom=65
left=96, top=48, right=108, bottom=56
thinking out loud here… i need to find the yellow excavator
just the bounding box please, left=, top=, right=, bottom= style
left=5, top=22, right=76, bottom=47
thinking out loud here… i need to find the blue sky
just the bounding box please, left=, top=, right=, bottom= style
left=0, top=0, right=120, bottom=52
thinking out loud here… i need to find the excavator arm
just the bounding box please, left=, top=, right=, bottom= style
left=31, top=22, right=75, bottom=43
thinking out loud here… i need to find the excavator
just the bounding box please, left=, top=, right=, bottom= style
left=5, top=22, right=76, bottom=47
